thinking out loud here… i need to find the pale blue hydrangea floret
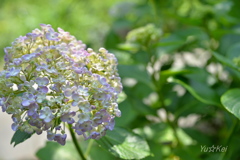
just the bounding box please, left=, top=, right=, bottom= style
left=21, top=93, right=36, bottom=107
left=0, top=24, right=122, bottom=145
left=27, top=103, right=39, bottom=118
left=35, top=77, right=49, bottom=86
left=39, top=107, right=54, bottom=123
left=53, top=134, right=67, bottom=145
left=60, top=111, right=76, bottom=124
left=6, top=67, right=21, bottom=78
left=73, top=120, right=93, bottom=136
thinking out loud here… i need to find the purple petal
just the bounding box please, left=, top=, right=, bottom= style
left=38, top=86, right=49, bottom=93
left=71, top=101, right=78, bottom=107
left=88, top=132, right=100, bottom=139
left=106, top=119, right=115, bottom=130
left=54, top=134, right=67, bottom=145
left=72, top=93, right=79, bottom=101
left=36, top=77, right=49, bottom=86
left=22, top=100, right=30, bottom=106
left=64, top=89, right=72, bottom=97
left=11, top=123, right=18, bottom=131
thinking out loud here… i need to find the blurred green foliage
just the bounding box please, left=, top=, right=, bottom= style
left=2, top=0, right=240, bottom=159
left=0, top=0, right=123, bottom=58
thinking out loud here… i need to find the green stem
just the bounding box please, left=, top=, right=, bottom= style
left=147, top=48, right=181, bottom=147
left=160, top=93, right=182, bottom=146
left=68, top=124, right=87, bottom=160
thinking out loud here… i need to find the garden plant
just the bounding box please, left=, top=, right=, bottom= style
left=1, top=0, right=240, bottom=160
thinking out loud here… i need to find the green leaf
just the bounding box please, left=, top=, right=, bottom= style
left=160, top=69, right=192, bottom=77
left=212, top=51, right=240, bottom=71
left=157, top=69, right=193, bottom=90
left=115, top=100, right=138, bottom=127
left=156, top=34, right=185, bottom=55
left=88, top=141, right=116, bottom=160
left=131, top=98, right=156, bottom=115
left=96, top=127, right=151, bottom=159
left=134, top=123, right=193, bottom=146
left=11, top=130, right=33, bottom=147
left=170, top=78, right=221, bottom=107
left=226, top=42, right=240, bottom=60
left=157, top=27, right=209, bottom=56
left=110, top=49, right=134, bottom=65
left=118, top=43, right=141, bottom=52
left=174, top=94, right=214, bottom=118
left=212, top=52, right=240, bottom=80
left=36, top=141, right=79, bottom=160
left=182, top=128, right=212, bottom=146
left=173, top=145, right=202, bottom=160
left=36, top=140, right=117, bottom=160
left=118, top=65, right=153, bottom=88
left=218, top=34, right=240, bottom=54
left=221, top=89, right=240, bottom=119
left=104, top=30, right=121, bottom=49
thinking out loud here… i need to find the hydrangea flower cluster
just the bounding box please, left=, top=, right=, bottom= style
left=126, top=24, right=161, bottom=47
left=0, top=24, right=122, bottom=145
